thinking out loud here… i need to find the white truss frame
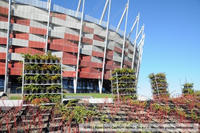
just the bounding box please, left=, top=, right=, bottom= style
left=131, top=25, right=144, bottom=69
left=4, top=0, right=12, bottom=93
left=120, top=0, right=129, bottom=68
left=45, top=0, right=51, bottom=53
left=74, top=0, right=85, bottom=94
left=100, top=0, right=111, bottom=94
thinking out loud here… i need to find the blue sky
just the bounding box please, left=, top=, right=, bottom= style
left=53, top=0, right=200, bottom=98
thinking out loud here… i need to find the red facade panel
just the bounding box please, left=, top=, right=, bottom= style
left=51, top=13, right=66, bottom=20
left=0, top=67, right=5, bottom=75
left=89, top=72, right=101, bottom=79
left=105, top=64, right=113, bottom=70
left=81, top=56, right=91, bottom=61
left=104, top=73, right=110, bottom=79
left=63, top=45, right=78, bottom=53
left=93, top=34, right=105, bottom=42
left=106, top=51, right=113, bottom=59
left=14, top=47, right=44, bottom=55
left=90, top=62, right=103, bottom=68
left=15, top=33, right=29, bottom=40
left=63, top=52, right=76, bottom=59
left=10, top=68, right=22, bottom=75
left=92, top=51, right=104, bottom=58
left=83, top=26, right=94, bottom=34
left=62, top=58, right=77, bottom=65
left=114, top=47, right=122, bottom=53
left=65, top=33, right=79, bottom=41
left=0, top=37, right=7, bottom=44
left=49, top=43, right=63, bottom=51
left=80, top=67, right=99, bottom=73
left=50, top=43, right=78, bottom=53
left=0, top=52, right=6, bottom=59
left=30, top=27, right=47, bottom=35
left=52, top=39, right=65, bottom=45
left=15, top=19, right=30, bottom=26
left=79, top=72, right=89, bottom=78
left=82, top=37, right=93, bottom=45
left=63, top=71, right=76, bottom=77
left=0, top=6, right=8, bottom=15
left=79, top=72, right=101, bottom=79
left=124, top=60, right=132, bottom=67
left=0, top=15, right=8, bottom=22
left=29, top=41, right=45, bottom=49
left=65, top=40, right=78, bottom=46
left=80, top=60, right=90, bottom=67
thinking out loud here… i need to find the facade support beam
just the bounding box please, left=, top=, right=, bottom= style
left=99, top=0, right=109, bottom=25
left=76, top=0, right=82, bottom=17
left=135, top=34, right=145, bottom=85
left=116, top=6, right=127, bottom=32
left=120, top=0, right=129, bottom=68
left=131, top=25, right=144, bottom=69
left=4, top=0, right=12, bottom=93
left=74, top=0, right=85, bottom=94
left=100, top=0, right=111, bottom=94
left=128, top=13, right=139, bottom=39
left=45, top=0, right=51, bottom=53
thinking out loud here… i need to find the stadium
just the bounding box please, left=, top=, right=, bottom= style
left=0, top=0, right=145, bottom=94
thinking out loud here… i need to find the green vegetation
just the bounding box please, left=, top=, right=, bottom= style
left=64, top=93, right=114, bottom=98
left=110, top=68, right=137, bottom=99
left=182, top=83, right=194, bottom=95
left=9, top=94, right=22, bottom=100
left=149, top=73, right=169, bottom=99
left=23, top=53, right=62, bottom=104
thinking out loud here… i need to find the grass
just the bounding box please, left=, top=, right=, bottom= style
left=64, top=93, right=114, bottom=98
left=9, top=94, right=22, bottom=100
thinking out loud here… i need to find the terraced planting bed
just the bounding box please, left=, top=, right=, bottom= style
left=0, top=95, right=199, bottom=132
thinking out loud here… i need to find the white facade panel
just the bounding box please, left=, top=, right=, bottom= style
left=0, top=21, right=8, bottom=30
left=128, top=43, right=134, bottom=50
left=66, top=16, right=79, bottom=23
left=0, top=45, right=6, bottom=52
left=0, top=31, right=7, bottom=38
left=50, top=30, right=64, bottom=39
left=52, top=51, right=63, bottom=58
left=128, top=53, right=133, bottom=59
left=14, top=6, right=48, bottom=22
left=65, top=27, right=79, bottom=35
left=115, top=37, right=123, bottom=44
left=107, top=41, right=114, bottom=50
left=30, top=20, right=47, bottom=29
left=85, top=22, right=95, bottom=28
left=14, top=5, right=48, bottom=21
left=93, top=40, right=105, bottom=48
left=81, top=49, right=92, bottom=55
left=91, top=56, right=102, bottom=63
left=109, top=31, right=120, bottom=41
left=13, top=23, right=29, bottom=33
left=29, top=34, right=45, bottom=42
left=11, top=53, right=23, bottom=61
left=92, top=45, right=104, bottom=53
left=82, top=44, right=92, bottom=50
left=65, top=21, right=81, bottom=29
left=113, top=55, right=121, bottom=62
left=53, top=26, right=66, bottom=32
left=62, top=65, right=76, bottom=71
left=83, top=34, right=93, bottom=39
left=12, top=38, right=28, bottom=47
left=0, top=0, right=8, bottom=8
left=94, top=29, right=106, bottom=37
left=51, top=17, right=66, bottom=26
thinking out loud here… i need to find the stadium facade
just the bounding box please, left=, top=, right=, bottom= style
left=0, top=0, right=145, bottom=94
